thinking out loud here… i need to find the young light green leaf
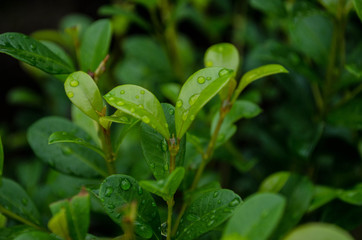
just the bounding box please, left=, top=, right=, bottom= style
left=283, top=223, right=354, bottom=240
left=104, top=84, right=170, bottom=139
left=354, top=0, right=362, bottom=22
left=0, top=178, right=42, bottom=228
left=0, top=213, right=6, bottom=228
left=175, top=67, right=234, bottom=139
left=100, top=110, right=138, bottom=125
left=308, top=186, right=338, bottom=212
left=222, top=193, right=286, bottom=240
left=0, top=32, right=74, bottom=74
left=338, top=186, right=362, bottom=205
left=204, top=43, right=240, bottom=73
left=48, top=208, right=70, bottom=239
left=233, top=64, right=288, bottom=102
left=27, top=116, right=108, bottom=178
left=48, top=131, right=105, bottom=158
left=64, top=71, right=104, bottom=121
left=176, top=189, right=242, bottom=240
left=80, top=19, right=112, bottom=72
left=259, top=171, right=290, bottom=193
left=139, top=167, right=185, bottom=201
left=14, top=231, right=60, bottom=240
left=99, top=174, right=161, bottom=240
left=0, top=136, right=3, bottom=184
left=141, top=104, right=186, bottom=180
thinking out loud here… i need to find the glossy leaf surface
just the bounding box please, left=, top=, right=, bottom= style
left=105, top=84, right=170, bottom=139
left=175, top=67, right=234, bottom=139
left=259, top=171, right=290, bottom=193
left=222, top=193, right=286, bottom=240
left=14, top=231, right=60, bottom=240
left=0, top=178, right=41, bottom=227
left=141, top=104, right=186, bottom=180
left=233, top=64, right=288, bottom=101
left=283, top=223, right=354, bottom=240
left=139, top=167, right=185, bottom=201
left=80, top=19, right=112, bottom=72
left=48, top=131, right=104, bottom=158
left=204, top=43, right=240, bottom=73
left=99, top=174, right=161, bottom=239
left=100, top=110, right=138, bottom=125
left=40, top=40, right=74, bottom=70
left=176, top=189, right=242, bottom=240
left=0, top=32, right=74, bottom=74
left=65, top=71, right=104, bottom=121
left=27, top=116, right=107, bottom=178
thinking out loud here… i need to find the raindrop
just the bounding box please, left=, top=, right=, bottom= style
left=218, top=69, right=230, bottom=77
left=108, top=97, right=115, bottom=101
left=140, top=90, right=145, bottom=95
left=138, top=186, right=143, bottom=195
left=21, top=198, right=28, bottom=205
left=164, top=164, right=169, bottom=171
left=161, top=222, right=167, bottom=237
left=138, top=104, right=144, bottom=109
left=121, top=178, right=131, bottom=191
left=108, top=204, right=115, bottom=209
left=176, top=99, right=183, bottom=108
left=116, top=101, right=125, bottom=106
left=141, top=199, right=146, bottom=205
left=61, top=146, right=72, bottom=155
left=105, top=187, right=113, bottom=197
left=135, top=95, right=140, bottom=99
left=161, top=138, right=168, bottom=152
left=120, top=90, right=125, bottom=94
left=168, top=108, right=175, bottom=115
left=228, top=198, right=240, bottom=207
left=206, top=61, right=213, bottom=67
left=190, top=115, right=195, bottom=121
left=130, top=108, right=135, bottom=113
left=9, top=35, right=14, bottom=39
left=30, top=44, right=36, bottom=50
left=151, top=202, right=156, bottom=207
left=142, top=116, right=150, bottom=123
left=186, top=214, right=200, bottom=222
left=206, top=77, right=212, bottom=81
left=213, top=191, right=219, bottom=198
left=182, top=111, right=188, bottom=121
left=189, top=94, right=200, bottom=106
left=150, top=163, right=155, bottom=169
left=67, top=91, right=74, bottom=98
left=70, top=80, right=79, bottom=87
left=120, top=116, right=128, bottom=122
left=197, top=76, right=206, bottom=84
left=207, top=220, right=215, bottom=226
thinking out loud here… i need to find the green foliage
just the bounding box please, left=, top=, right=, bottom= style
left=284, top=223, right=354, bottom=240
left=0, top=137, right=3, bottom=184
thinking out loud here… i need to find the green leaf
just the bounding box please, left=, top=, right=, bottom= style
left=65, top=71, right=104, bottom=121
left=222, top=193, right=286, bottom=240
left=139, top=167, right=185, bottom=201
left=259, top=171, right=290, bottom=193
left=141, top=103, right=186, bottom=180
left=27, top=116, right=108, bottom=178
left=308, top=186, right=338, bottom=212
left=319, top=0, right=339, bottom=16
left=0, top=136, right=3, bottom=184
left=0, top=178, right=41, bottom=228
left=0, top=212, right=6, bottom=228
left=104, top=84, right=170, bottom=139
left=14, top=231, right=60, bottom=240
left=100, top=110, right=139, bottom=125
left=0, top=32, right=74, bottom=74
left=132, top=0, right=158, bottom=9
left=48, top=131, right=105, bottom=158
left=40, top=40, right=74, bottom=71
left=250, top=0, right=286, bottom=16
left=327, top=97, right=362, bottom=129
left=354, top=0, right=362, bottom=22
left=271, top=174, right=314, bottom=239
left=49, top=189, right=90, bottom=240
left=175, top=189, right=242, bottom=240
left=339, top=186, right=362, bottom=205
left=160, top=83, right=181, bottom=104
left=99, top=174, right=161, bottom=239
left=0, top=225, right=34, bottom=240
left=80, top=19, right=112, bottom=72
left=175, top=67, right=234, bottom=139
left=283, top=223, right=354, bottom=240
left=48, top=208, right=70, bottom=239
left=204, top=43, right=240, bottom=73
left=233, top=64, right=288, bottom=101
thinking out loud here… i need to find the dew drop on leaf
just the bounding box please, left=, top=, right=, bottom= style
left=217, top=200, right=221, bottom=204
left=108, top=97, right=115, bottom=101
left=168, top=108, right=175, bottom=115
left=206, top=61, right=213, bottom=67
left=176, top=99, right=183, bottom=108
left=161, top=222, right=167, bottom=237
left=190, top=115, right=195, bottom=121
left=120, top=178, right=131, bottom=191
left=161, top=138, right=168, bottom=152
left=138, top=104, right=144, bottom=109
left=142, top=116, right=150, bottom=123
left=105, top=187, right=113, bottom=197
left=228, top=198, right=240, bottom=207
left=67, top=91, right=74, bottom=98
left=197, top=76, right=206, bottom=84
left=218, top=68, right=230, bottom=77
left=186, top=214, right=200, bottom=222
left=138, top=186, right=143, bottom=195
left=120, top=90, right=125, bottom=94
left=207, top=219, right=215, bottom=226
left=61, top=146, right=72, bottom=155
left=182, top=111, right=188, bottom=121
left=206, top=77, right=212, bottom=81
left=120, top=116, right=128, bottom=122
left=135, top=95, right=139, bottom=99
left=141, top=199, right=146, bottom=205
left=30, top=44, right=36, bottom=50
left=9, top=35, right=14, bottom=39
left=130, top=108, right=135, bottom=113
left=151, top=202, right=156, bottom=207
left=70, top=80, right=79, bottom=87
left=116, top=101, right=125, bottom=106
left=140, top=90, right=145, bottom=95
left=213, top=191, right=219, bottom=198
left=150, top=163, right=155, bottom=169
left=108, top=204, right=115, bottom=209
left=189, top=94, right=200, bottom=106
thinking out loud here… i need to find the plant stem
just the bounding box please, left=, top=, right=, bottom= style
left=100, top=126, right=116, bottom=175
left=166, top=197, right=174, bottom=240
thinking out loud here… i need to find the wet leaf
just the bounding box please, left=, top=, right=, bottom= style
left=141, top=103, right=186, bottom=180
left=175, top=189, right=242, bottom=240
left=64, top=71, right=104, bottom=121
left=100, top=110, right=138, bottom=125
left=99, top=174, right=161, bottom=239
left=27, top=116, right=108, bottom=178
left=175, top=67, right=234, bottom=139
left=283, top=223, right=354, bottom=240
left=80, top=19, right=112, bottom=72
left=14, top=231, right=60, bottom=240
left=104, top=84, right=170, bottom=139
left=48, top=131, right=105, bottom=158
left=0, top=178, right=41, bottom=228
left=139, top=167, right=185, bottom=201
left=204, top=43, right=240, bottom=73
left=0, top=32, right=74, bottom=74
left=222, top=193, right=286, bottom=240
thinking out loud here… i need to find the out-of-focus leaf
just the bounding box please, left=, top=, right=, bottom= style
left=0, top=225, right=34, bottom=240
left=259, top=171, right=290, bottom=193
left=283, top=223, right=354, bottom=240
left=14, top=231, right=60, bottom=240
left=250, top=0, right=286, bottom=16
left=40, top=40, right=74, bottom=71
left=328, top=97, right=362, bottom=129
left=160, top=83, right=181, bottom=104
left=319, top=0, right=339, bottom=16
left=204, top=43, right=240, bottom=73
left=0, top=136, right=3, bottom=184
left=0, top=213, right=6, bottom=228
left=308, top=185, right=338, bottom=212
left=354, top=0, right=362, bottom=22
left=339, top=185, right=362, bottom=205
left=7, top=88, right=42, bottom=107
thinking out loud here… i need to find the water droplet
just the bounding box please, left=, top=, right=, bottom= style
left=161, top=138, right=168, bottom=152
left=151, top=202, right=156, bottom=207
left=138, top=104, right=144, bottom=109
left=120, top=90, right=125, bottom=94
left=140, top=90, right=145, bottom=95
left=130, top=108, right=135, bottom=113
left=105, top=187, right=113, bottom=197
left=182, top=111, right=188, bottom=121
left=207, top=219, right=215, bottom=226
left=21, top=198, right=28, bottom=205
left=108, top=97, right=115, bottom=101
left=61, top=146, right=72, bottom=155
left=213, top=191, right=219, bottom=198
left=217, top=46, right=223, bottom=52
left=138, top=186, right=143, bottom=195
left=120, top=116, right=128, bottom=122
left=30, top=44, right=36, bottom=50
left=206, top=61, right=213, bottom=67
left=70, top=80, right=79, bottom=87
left=108, top=204, right=115, bottom=209
left=151, top=211, right=156, bottom=218
left=224, top=208, right=232, bottom=213
left=116, top=101, right=125, bottom=106
left=228, top=198, right=240, bottom=207
left=135, top=95, right=140, bottom=99
left=210, top=214, right=215, bottom=220
left=150, top=163, right=155, bottom=169
left=168, top=108, right=175, bottom=115
left=142, top=116, right=150, bottom=123
left=218, top=68, right=230, bottom=77
left=189, top=94, right=199, bottom=106
left=176, top=99, right=183, bottom=108
left=121, top=178, right=131, bottom=191
left=190, top=115, right=195, bottom=121
left=186, top=214, right=200, bottom=222
left=141, top=199, right=146, bottom=205
left=206, top=77, right=212, bottom=81
left=197, top=76, right=206, bottom=84
left=61, top=132, right=67, bottom=135
left=67, top=91, right=74, bottom=98
left=161, top=222, right=167, bottom=237
left=9, top=35, right=14, bottom=39
left=164, top=164, right=169, bottom=171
